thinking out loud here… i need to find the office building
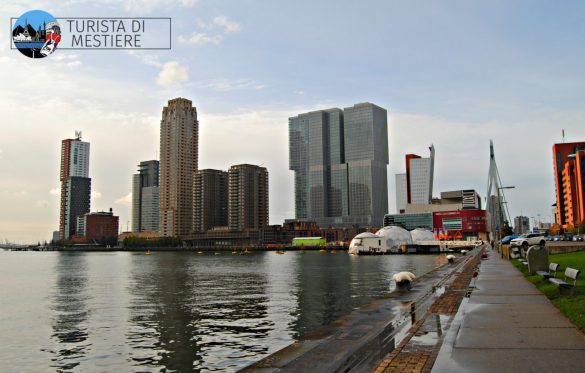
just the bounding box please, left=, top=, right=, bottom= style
left=514, top=216, right=530, bottom=234
left=159, top=98, right=199, bottom=237
left=384, top=212, right=433, bottom=230
left=395, top=173, right=407, bottom=213
left=59, top=132, right=91, bottom=240
left=132, top=160, right=159, bottom=232
left=289, top=102, right=388, bottom=228
left=440, top=190, right=481, bottom=209
left=193, top=169, right=228, bottom=232
left=553, top=142, right=585, bottom=228
left=405, top=145, right=435, bottom=205
left=228, top=164, right=268, bottom=231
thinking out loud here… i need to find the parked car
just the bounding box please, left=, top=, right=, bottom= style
left=510, top=233, right=546, bottom=248
left=573, top=235, right=584, bottom=242
left=501, top=235, right=519, bottom=244
left=553, top=236, right=561, bottom=241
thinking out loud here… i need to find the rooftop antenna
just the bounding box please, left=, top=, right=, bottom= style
left=75, top=130, right=82, bottom=140
left=562, top=129, right=565, bottom=143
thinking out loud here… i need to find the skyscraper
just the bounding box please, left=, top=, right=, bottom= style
left=553, top=142, right=585, bottom=228
left=193, top=169, right=228, bottom=232
left=405, top=145, right=435, bottom=205
left=132, top=160, right=159, bottom=232
left=395, top=173, right=407, bottom=213
left=159, top=98, right=199, bottom=237
left=59, top=132, right=91, bottom=240
left=228, top=164, right=268, bottom=231
left=289, top=102, right=388, bottom=227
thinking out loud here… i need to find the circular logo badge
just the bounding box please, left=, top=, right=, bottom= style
left=12, top=10, right=61, bottom=59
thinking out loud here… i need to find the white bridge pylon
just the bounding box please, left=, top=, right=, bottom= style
left=486, top=140, right=511, bottom=235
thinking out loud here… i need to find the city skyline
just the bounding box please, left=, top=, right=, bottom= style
left=2, top=1, right=585, bottom=242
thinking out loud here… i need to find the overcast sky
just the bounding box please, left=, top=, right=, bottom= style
left=1, top=0, right=585, bottom=243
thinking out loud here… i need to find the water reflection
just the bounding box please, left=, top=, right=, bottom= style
left=2, top=251, right=447, bottom=372
left=126, top=253, right=270, bottom=372
left=49, top=253, right=90, bottom=371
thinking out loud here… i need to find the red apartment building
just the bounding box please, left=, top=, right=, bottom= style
left=553, top=142, right=585, bottom=228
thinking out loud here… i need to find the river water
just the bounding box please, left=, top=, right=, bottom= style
left=0, top=251, right=447, bottom=372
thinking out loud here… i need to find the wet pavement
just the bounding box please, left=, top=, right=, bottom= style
left=241, top=250, right=482, bottom=372
left=432, top=249, right=585, bottom=373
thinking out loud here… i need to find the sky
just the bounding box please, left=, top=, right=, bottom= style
left=1, top=0, right=585, bottom=243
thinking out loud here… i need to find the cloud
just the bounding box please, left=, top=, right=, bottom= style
left=213, top=16, right=241, bottom=34
left=156, top=61, right=189, bottom=87
left=115, top=193, right=132, bottom=206
left=193, top=78, right=265, bottom=91
left=177, top=15, right=240, bottom=45
left=36, top=200, right=49, bottom=208
left=126, top=51, right=163, bottom=67
left=91, top=190, right=102, bottom=199
left=49, top=187, right=60, bottom=196
left=177, top=32, right=222, bottom=46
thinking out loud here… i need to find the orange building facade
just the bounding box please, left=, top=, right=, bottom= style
left=553, top=142, right=585, bottom=228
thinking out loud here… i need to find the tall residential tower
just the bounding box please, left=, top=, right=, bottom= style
left=552, top=142, right=585, bottom=228
left=159, top=98, right=199, bottom=237
left=193, top=169, right=228, bottom=232
left=59, top=132, right=91, bottom=240
left=228, top=164, right=269, bottom=231
left=132, top=160, right=159, bottom=232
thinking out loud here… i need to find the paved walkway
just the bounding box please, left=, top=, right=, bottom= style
left=432, top=250, right=585, bottom=373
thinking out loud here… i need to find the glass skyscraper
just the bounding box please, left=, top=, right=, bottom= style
left=289, top=103, right=388, bottom=227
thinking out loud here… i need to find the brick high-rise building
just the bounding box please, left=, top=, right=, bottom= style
left=193, top=169, right=228, bottom=232
left=553, top=142, right=585, bottom=228
left=228, top=164, right=268, bottom=231
left=59, top=132, right=91, bottom=240
left=159, top=98, right=199, bottom=237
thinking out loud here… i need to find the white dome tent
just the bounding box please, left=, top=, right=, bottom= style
left=410, top=228, right=436, bottom=243
left=375, top=226, right=413, bottom=253
left=348, top=226, right=437, bottom=255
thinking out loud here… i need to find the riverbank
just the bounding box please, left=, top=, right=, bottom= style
left=512, top=251, right=585, bottom=332
left=431, top=249, right=585, bottom=373
left=242, top=246, right=483, bottom=372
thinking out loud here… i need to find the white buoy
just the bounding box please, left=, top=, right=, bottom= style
left=446, top=254, right=455, bottom=263
left=393, top=271, right=416, bottom=291
left=461, top=250, right=468, bottom=255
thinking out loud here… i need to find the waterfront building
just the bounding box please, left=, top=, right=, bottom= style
left=73, top=209, right=119, bottom=243
left=395, top=173, right=407, bottom=213
left=159, top=98, right=199, bottom=237
left=59, top=132, right=91, bottom=240
left=405, top=146, right=435, bottom=205
left=289, top=102, right=388, bottom=228
left=514, top=216, right=530, bottom=234
left=439, top=190, right=481, bottom=209
left=384, top=212, right=433, bottom=230
left=552, top=142, right=585, bottom=228
left=193, top=169, right=228, bottom=232
left=432, top=209, right=489, bottom=240
left=132, top=160, right=159, bottom=232
left=228, top=164, right=269, bottom=231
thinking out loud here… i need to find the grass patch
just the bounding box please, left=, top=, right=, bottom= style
left=512, top=251, right=585, bottom=332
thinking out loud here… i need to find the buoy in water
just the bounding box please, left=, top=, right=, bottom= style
left=446, top=254, right=455, bottom=263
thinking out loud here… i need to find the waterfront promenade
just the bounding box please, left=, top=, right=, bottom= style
left=431, top=250, right=585, bottom=372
